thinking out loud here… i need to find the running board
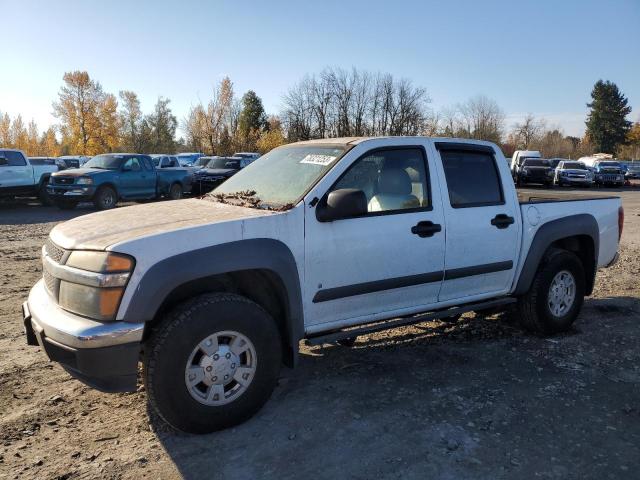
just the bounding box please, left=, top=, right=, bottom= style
left=305, top=297, right=517, bottom=346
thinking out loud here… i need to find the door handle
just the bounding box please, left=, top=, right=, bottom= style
left=491, top=214, right=515, bottom=229
left=411, top=221, right=442, bottom=238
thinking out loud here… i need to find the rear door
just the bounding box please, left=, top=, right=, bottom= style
left=432, top=142, right=520, bottom=302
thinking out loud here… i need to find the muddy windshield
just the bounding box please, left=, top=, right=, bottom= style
left=211, top=145, right=346, bottom=209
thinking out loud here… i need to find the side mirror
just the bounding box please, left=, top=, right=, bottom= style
left=316, top=188, right=368, bottom=222
left=0, top=156, right=8, bottom=166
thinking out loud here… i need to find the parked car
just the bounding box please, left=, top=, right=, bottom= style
left=553, top=161, right=594, bottom=187
left=514, top=158, right=553, bottom=186
left=547, top=158, right=564, bottom=171
left=592, top=160, right=625, bottom=187
left=624, top=163, right=640, bottom=179
left=0, top=149, right=58, bottom=204
left=57, top=156, right=89, bottom=168
left=510, top=150, right=541, bottom=178
left=192, top=156, right=246, bottom=194
left=233, top=152, right=261, bottom=161
left=23, top=137, right=623, bottom=434
left=150, top=154, right=181, bottom=169
left=46, top=153, right=193, bottom=210
left=175, top=152, right=204, bottom=166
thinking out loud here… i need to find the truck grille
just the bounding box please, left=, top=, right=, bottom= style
left=43, top=269, right=59, bottom=296
left=600, top=174, right=621, bottom=182
left=53, top=176, right=75, bottom=185
left=45, top=239, right=66, bottom=264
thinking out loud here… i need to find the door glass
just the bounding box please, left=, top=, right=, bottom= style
left=331, top=148, right=430, bottom=213
left=440, top=151, right=503, bottom=208
left=6, top=151, right=27, bottom=166
left=123, top=157, right=141, bottom=172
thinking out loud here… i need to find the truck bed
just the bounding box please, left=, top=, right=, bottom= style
left=517, top=189, right=620, bottom=204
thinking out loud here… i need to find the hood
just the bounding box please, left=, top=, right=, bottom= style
left=197, top=168, right=237, bottom=176
left=52, top=167, right=111, bottom=178
left=49, top=199, right=274, bottom=250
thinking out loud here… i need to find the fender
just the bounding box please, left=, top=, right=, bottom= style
left=514, top=214, right=599, bottom=296
left=122, top=238, right=304, bottom=354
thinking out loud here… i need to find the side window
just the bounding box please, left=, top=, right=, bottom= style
left=169, top=157, right=178, bottom=167
left=332, top=148, right=430, bottom=213
left=440, top=150, right=504, bottom=208
left=123, top=157, right=142, bottom=172
left=6, top=151, right=27, bottom=166
left=160, top=156, right=169, bottom=167
left=141, top=157, right=153, bottom=170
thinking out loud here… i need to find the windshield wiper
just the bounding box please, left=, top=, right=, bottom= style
left=207, top=190, right=294, bottom=211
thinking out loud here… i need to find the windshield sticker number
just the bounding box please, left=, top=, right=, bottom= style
left=300, top=154, right=336, bottom=166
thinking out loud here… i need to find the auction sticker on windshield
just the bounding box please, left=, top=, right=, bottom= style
left=300, top=154, right=337, bottom=166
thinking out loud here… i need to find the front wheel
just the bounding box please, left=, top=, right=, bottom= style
left=38, top=187, right=53, bottom=206
left=517, top=249, right=585, bottom=335
left=93, top=186, right=117, bottom=210
left=144, top=293, right=282, bottom=434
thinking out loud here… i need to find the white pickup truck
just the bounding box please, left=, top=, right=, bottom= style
left=0, top=149, right=58, bottom=204
left=23, top=137, right=623, bottom=434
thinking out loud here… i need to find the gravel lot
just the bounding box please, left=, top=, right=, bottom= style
left=1, top=187, right=639, bottom=480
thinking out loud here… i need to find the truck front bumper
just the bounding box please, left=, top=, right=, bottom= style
left=23, top=280, right=143, bottom=392
left=46, top=184, right=96, bottom=201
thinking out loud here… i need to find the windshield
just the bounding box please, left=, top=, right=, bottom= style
left=599, top=162, right=620, bottom=167
left=212, top=145, right=346, bottom=208
left=83, top=155, right=123, bottom=170
left=562, top=162, right=587, bottom=170
left=523, top=159, right=548, bottom=167
left=195, top=157, right=211, bottom=167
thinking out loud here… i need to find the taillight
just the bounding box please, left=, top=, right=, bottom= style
left=618, top=206, right=624, bottom=242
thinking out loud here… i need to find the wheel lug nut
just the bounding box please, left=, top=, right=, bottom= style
left=212, top=376, right=217, bottom=382
left=231, top=363, right=235, bottom=369
left=213, top=354, right=219, bottom=360
left=206, top=366, right=212, bottom=372
left=225, top=353, right=231, bottom=359
left=224, top=374, right=229, bottom=380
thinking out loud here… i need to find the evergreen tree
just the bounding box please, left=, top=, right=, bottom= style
left=238, top=90, right=267, bottom=150
left=585, top=80, right=632, bottom=153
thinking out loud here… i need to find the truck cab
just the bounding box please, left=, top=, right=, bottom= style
left=0, top=149, right=58, bottom=204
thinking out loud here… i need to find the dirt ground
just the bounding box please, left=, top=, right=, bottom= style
left=1, top=188, right=639, bottom=480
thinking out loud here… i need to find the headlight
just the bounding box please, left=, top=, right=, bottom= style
left=57, top=251, right=134, bottom=320
left=76, top=177, right=93, bottom=185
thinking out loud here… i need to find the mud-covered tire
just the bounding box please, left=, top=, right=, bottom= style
left=38, top=186, right=53, bottom=206
left=168, top=183, right=182, bottom=200
left=144, top=293, right=282, bottom=434
left=517, top=248, right=585, bottom=335
left=93, top=186, right=117, bottom=210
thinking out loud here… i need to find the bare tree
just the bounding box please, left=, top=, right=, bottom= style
left=512, top=114, right=545, bottom=149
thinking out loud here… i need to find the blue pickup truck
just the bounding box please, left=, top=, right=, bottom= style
left=47, top=153, right=193, bottom=210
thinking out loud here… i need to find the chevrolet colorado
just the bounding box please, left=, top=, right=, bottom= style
left=23, top=137, right=623, bottom=433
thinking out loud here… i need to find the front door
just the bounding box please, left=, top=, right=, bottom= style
left=0, top=151, right=32, bottom=190
left=304, top=145, right=446, bottom=330
left=120, top=156, right=148, bottom=198
left=433, top=143, right=520, bottom=302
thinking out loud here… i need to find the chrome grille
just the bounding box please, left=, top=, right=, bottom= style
left=43, top=268, right=59, bottom=297
left=53, top=176, right=74, bottom=185
left=45, top=239, right=66, bottom=264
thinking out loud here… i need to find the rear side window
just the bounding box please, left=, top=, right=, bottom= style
left=2, top=151, right=27, bottom=166
left=440, top=150, right=504, bottom=208
left=141, top=157, right=153, bottom=170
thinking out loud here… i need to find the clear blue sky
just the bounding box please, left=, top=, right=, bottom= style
left=1, top=0, right=638, bottom=137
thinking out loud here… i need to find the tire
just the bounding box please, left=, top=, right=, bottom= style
left=38, top=187, right=53, bottom=206
left=93, top=186, right=117, bottom=210
left=168, top=183, right=182, bottom=200
left=55, top=200, right=77, bottom=210
left=144, top=293, right=282, bottom=434
left=517, top=248, right=585, bottom=335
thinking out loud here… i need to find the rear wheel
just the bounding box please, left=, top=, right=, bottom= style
left=168, top=183, right=182, bottom=200
left=38, top=187, right=53, bottom=206
left=144, top=293, right=282, bottom=434
left=93, top=186, right=117, bottom=210
left=517, top=249, right=585, bottom=334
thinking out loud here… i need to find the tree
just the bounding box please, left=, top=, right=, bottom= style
left=0, top=112, right=11, bottom=146
left=585, top=80, right=632, bottom=154
left=257, top=116, right=287, bottom=153
left=53, top=71, right=119, bottom=155
left=27, top=120, right=40, bottom=155
left=618, top=122, right=640, bottom=160
left=453, top=95, right=505, bottom=143
left=146, top=97, right=177, bottom=153
left=512, top=114, right=545, bottom=149
left=10, top=115, right=28, bottom=152
left=40, top=127, right=60, bottom=156
left=238, top=90, right=267, bottom=150
left=119, top=90, right=144, bottom=151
